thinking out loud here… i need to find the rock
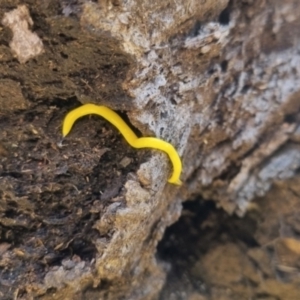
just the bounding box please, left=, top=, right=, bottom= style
left=1, top=0, right=300, bottom=299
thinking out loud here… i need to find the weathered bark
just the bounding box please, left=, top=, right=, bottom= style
left=0, top=0, right=300, bottom=299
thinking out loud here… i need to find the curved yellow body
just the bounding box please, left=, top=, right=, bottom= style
left=62, top=104, right=182, bottom=185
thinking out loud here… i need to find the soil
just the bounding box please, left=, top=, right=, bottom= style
left=0, top=102, right=148, bottom=298
left=0, top=1, right=133, bottom=110
left=158, top=176, right=300, bottom=300
left=0, top=1, right=148, bottom=298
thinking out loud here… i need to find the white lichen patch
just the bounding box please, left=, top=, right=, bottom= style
left=44, top=259, right=92, bottom=290
left=184, top=22, right=229, bottom=50
left=2, top=5, right=44, bottom=64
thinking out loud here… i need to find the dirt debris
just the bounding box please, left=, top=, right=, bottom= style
left=159, top=176, right=300, bottom=300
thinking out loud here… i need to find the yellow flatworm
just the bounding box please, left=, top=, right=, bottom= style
left=62, top=104, right=182, bottom=185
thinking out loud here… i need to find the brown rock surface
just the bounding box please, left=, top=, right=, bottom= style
left=159, top=176, right=300, bottom=300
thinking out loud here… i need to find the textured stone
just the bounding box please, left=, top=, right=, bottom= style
left=1, top=0, right=300, bottom=299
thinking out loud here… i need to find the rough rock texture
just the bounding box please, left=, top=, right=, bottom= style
left=0, top=0, right=300, bottom=299
left=82, top=0, right=300, bottom=215
left=159, top=176, right=300, bottom=300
